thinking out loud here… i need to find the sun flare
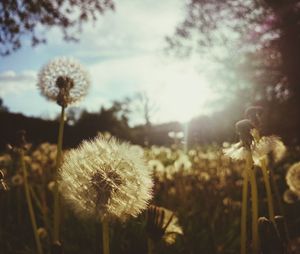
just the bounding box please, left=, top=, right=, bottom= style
left=150, top=65, right=217, bottom=123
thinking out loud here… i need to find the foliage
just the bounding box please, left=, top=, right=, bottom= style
left=167, top=0, right=300, bottom=101
left=0, top=0, right=114, bottom=56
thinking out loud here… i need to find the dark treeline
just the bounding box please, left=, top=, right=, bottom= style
left=1, top=96, right=300, bottom=151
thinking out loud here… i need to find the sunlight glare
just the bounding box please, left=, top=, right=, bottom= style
left=150, top=65, right=217, bottom=123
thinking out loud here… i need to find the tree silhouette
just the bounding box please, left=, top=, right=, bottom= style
left=167, top=0, right=299, bottom=100
left=0, top=0, right=114, bottom=56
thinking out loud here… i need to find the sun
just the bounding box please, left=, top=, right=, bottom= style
left=150, top=66, right=217, bottom=123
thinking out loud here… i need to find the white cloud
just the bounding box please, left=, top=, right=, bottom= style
left=33, top=0, right=184, bottom=59
left=0, top=70, right=36, bottom=96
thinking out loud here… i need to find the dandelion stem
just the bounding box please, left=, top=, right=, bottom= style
left=30, top=186, right=52, bottom=237
left=247, top=152, right=259, bottom=254
left=270, top=169, right=290, bottom=239
left=102, top=218, right=110, bottom=254
left=260, top=157, right=275, bottom=223
left=53, top=106, right=65, bottom=242
left=20, top=150, right=43, bottom=254
left=241, top=166, right=249, bottom=254
left=147, top=238, right=154, bottom=254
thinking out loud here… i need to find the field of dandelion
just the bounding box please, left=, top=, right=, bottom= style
left=2, top=137, right=300, bottom=254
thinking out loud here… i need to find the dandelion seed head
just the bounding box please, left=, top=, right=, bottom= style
left=148, top=160, right=164, bottom=173
left=59, top=135, right=153, bottom=221
left=223, top=142, right=249, bottom=161
left=271, top=138, right=287, bottom=162
left=174, top=154, right=192, bottom=171
left=38, top=57, right=90, bottom=107
left=252, top=136, right=285, bottom=162
left=286, top=162, right=300, bottom=195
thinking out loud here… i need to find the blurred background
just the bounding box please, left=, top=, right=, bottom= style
left=1, top=0, right=300, bottom=253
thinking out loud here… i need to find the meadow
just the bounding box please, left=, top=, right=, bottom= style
left=1, top=136, right=300, bottom=253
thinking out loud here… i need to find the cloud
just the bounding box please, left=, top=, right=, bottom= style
left=31, top=0, right=184, bottom=60
left=0, top=0, right=221, bottom=123
left=0, top=70, right=36, bottom=96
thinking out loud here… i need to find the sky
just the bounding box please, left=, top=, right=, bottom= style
left=0, top=0, right=221, bottom=125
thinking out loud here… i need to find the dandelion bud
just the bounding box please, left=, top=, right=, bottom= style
left=146, top=205, right=182, bottom=244
left=235, top=120, right=254, bottom=149
left=258, top=217, right=284, bottom=254
left=245, top=106, right=263, bottom=129
left=37, top=227, right=48, bottom=239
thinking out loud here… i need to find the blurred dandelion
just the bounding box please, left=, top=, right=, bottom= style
left=283, top=189, right=299, bottom=204
left=37, top=228, right=48, bottom=239
left=146, top=205, right=182, bottom=254
left=174, top=154, right=192, bottom=171
left=252, top=135, right=285, bottom=164
left=286, top=162, right=300, bottom=195
left=48, top=181, right=55, bottom=192
left=223, top=119, right=259, bottom=254
left=38, top=57, right=90, bottom=107
left=11, top=173, right=24, bottom=186
left=148, top=159, right=165, bottom=173
left=38, top=57, right=90, bottom=242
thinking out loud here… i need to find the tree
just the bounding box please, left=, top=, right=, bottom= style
left=0, top=0, right=114, bottom=56
left=167, top=0, right=300, bottom=142
left=167, top=0, right=299, bottom=101
left=0, top=98, right=8, bottom=112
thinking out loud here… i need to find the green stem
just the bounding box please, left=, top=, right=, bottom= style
left=247, top=153, right=259, bottom=254
left=102, top=218, right=110, bottom=254
left=241, top=167, right=249, bottom=254
left=260, top=157, right=275, bottom=223
left=270, top=169, right=290, bottom=239
left=30, top=186, right=52, bottom=237
left=147, top=238, right=154, bottom=254
left=53, top=106, right=65, bottom=242
left=20, top=151, right=43, bottom=254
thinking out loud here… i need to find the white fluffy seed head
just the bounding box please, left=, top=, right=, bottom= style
left=252, top=136, right=286, bottom=164
left=224, top=135, right=286, bottom=164
left=286, top=162, right=300, bottom=195
left=38, top=57, right=90, bottom=107
left=223, top=142, right=249, bottom=161
left=59, top=135, right=153, bottom=221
